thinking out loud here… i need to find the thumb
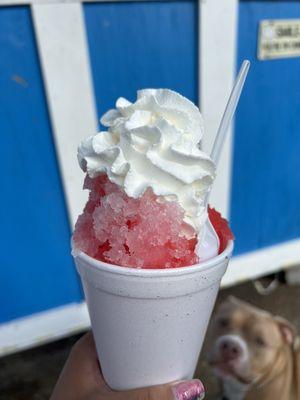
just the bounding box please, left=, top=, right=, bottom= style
left=108, top=379, right=205, bottom=400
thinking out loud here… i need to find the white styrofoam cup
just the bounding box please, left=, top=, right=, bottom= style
left=74, top=240, right=233, bottom=390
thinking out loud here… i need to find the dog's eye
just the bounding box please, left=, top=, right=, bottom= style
left=218, top=318, right=229, bottom=328
left=255, top=336, right=265, bottom=347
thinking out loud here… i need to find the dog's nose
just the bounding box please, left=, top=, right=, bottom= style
left=219, top=337, right=242, bottom=361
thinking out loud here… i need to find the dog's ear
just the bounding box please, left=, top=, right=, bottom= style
left=217, top=296, right=236, bottom=310
left=227, top=295, right=238, bottom=303
left=226, top=296, right=250, bottom=308
left=215, top=296, right=240, bottom=317
left=274, top=316, right=297, bottom=345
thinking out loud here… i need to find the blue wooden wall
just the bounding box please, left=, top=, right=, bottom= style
left=1, top=1, right=300, bottom=325
left=84, top=0, right=198, bottom=121
left=0, top=6, right=82, bottom=323
left=231, top=1, right=300, bottom=254
left=0, top=1, right=198, bottom=325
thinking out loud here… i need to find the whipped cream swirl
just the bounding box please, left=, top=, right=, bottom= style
left=78, top=89, right=216, bottom=242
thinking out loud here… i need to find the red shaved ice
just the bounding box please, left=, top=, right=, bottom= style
left=208, top=207, right=234, bottom=254
left=73, top=175, right=198, bottom=268
left=73, top=175, right=233, bottom=269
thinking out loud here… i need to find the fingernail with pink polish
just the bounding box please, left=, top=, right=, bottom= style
left=172, top=379, right=205, bottom=400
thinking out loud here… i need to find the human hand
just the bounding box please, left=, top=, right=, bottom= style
left=50, top=332, right=205, bottom=400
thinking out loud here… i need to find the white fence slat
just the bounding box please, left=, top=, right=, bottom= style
left=223, top=238, right=300, bottom=287
left=0, top=303, right=90, bottom=356
left=199, top=0, right=238, bottom=218
left=32, top=2, right=98, bottom=227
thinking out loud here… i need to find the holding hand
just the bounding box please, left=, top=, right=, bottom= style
left=51, top=332, right=205, bottom=400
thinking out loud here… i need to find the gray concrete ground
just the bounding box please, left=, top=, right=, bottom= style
left=1, top=280, right=299, bottom=400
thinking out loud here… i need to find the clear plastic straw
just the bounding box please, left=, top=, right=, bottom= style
left=210, top=60, right=250, bottom=165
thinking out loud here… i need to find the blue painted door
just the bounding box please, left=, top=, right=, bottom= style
left=0, top=1, right=198, bottom=325
left=4, top=0, right=299, bottom=326
left=84, top=0, right=198, bottom=122
left=231, top=1, right=300, bottom=254
left=0, top=6, right=82, bottom=324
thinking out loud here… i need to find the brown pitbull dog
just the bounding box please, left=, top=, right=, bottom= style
left=208, top=296, right=300, bottom=400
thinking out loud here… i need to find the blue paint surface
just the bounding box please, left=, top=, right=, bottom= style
left=231, top=2, right=300, bottom=254
left=0, top=7, right=82, bottom=323
left=84, top=1, right=197, bottom=123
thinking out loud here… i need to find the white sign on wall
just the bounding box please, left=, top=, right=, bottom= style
left=258, top=19, right=300, bottom=60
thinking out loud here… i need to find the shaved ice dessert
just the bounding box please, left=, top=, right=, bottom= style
left=73, top=175, right=198, bottom=268
left=73, top=89, right=233, bottom=269
left=72, top=88, right=235, bottom=391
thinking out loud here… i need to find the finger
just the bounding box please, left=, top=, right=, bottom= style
left=104, top=379, right=205, bottom=400
left=51, top=332, right=109, bottom=400
left=69, top=331, right=107, bottom=388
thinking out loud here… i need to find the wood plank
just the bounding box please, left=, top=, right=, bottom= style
left=32, top=2, right=98, bottom=227
left=199, top=0, right=238, bottom=218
